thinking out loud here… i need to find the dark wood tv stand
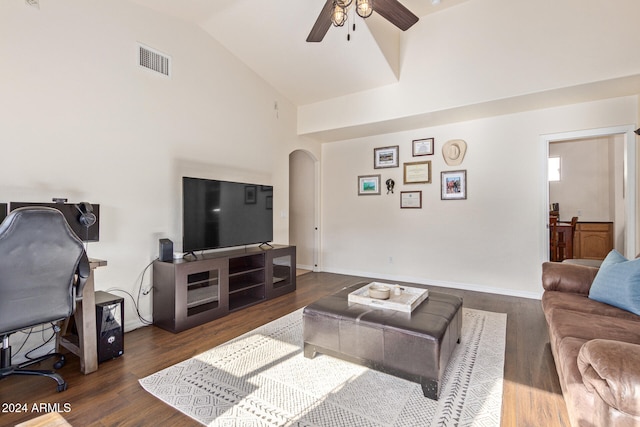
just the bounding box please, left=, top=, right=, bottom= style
left=152, top=245, right=296, bottom=333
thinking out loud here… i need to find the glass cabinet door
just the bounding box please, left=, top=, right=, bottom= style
left=271, top=251, right=294, bottom=290
left=186, top=268, right=220, bottom=317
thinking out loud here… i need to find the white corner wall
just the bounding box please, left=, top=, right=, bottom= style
left=0, top=0, right=311, bottom=331
left=320, top=96, right=638, bottom=299
left=299, top=0, right=640, bottom=135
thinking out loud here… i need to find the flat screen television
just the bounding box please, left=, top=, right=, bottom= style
left=182, top=177, right=273, bottom=253
left=8, top=201, right=100, bottom=242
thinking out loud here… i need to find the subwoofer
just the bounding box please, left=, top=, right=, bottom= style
left=159, top=238, right=173, bottom=262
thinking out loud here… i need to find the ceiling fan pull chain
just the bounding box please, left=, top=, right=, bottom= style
left=347, top=7, right=356, bottom=41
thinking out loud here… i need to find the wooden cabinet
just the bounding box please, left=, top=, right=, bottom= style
left=153, top=245, right=295, bottom=333
left=573, top=222, right=613, bottom=260
left=153, top=256, right=228, bottom=333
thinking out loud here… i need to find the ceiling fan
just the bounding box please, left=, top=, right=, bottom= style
left=307, top=0, right=419, bottom=42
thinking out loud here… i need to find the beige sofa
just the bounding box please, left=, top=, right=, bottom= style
left=541, top=261, right=640, bottom=427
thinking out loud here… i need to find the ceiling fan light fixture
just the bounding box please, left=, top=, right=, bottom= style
left=331, top=2, right=348, bottom=27
left=356, top=0, right=374, bottom=18
left=307, top=0, right=416, bottom=42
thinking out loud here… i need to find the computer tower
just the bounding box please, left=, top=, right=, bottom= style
left=95, top=291, right=124, bottom=363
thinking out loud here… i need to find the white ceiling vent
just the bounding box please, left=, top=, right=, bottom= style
left=138, top=44, right=171, bottom=77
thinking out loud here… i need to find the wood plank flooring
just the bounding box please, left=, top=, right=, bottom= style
left=0, top=272, right=570, bottom=427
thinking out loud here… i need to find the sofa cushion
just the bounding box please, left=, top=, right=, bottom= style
left=546, top=309, right=640, bottom=353
left=589, top=250, right=640, bottom=315
left=542, top=291, right=640, bottom=324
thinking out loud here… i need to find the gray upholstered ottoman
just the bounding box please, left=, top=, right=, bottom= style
left=303, top=283, right=462, bottom=400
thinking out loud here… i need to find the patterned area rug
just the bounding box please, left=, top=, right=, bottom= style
left=140, top=307, right=506, bottom=426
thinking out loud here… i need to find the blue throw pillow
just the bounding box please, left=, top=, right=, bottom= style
left=598, top=249, right=627, bottom=269
left=589, top=250, right=640, bottom=315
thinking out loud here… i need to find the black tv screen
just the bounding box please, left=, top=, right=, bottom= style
left=182, top=177, right=273, bottom=252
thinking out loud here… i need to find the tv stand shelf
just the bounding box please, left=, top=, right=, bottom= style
left=153, top=245, right=295, bottom=333
left=229, top=283, right=263, bottom=294
left=186, top=286, right=219, bottom=309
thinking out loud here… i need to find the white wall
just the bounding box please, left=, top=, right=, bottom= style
left=320, top=96, right=638, bottom=299
left=0, top=0, right=314, bottom=331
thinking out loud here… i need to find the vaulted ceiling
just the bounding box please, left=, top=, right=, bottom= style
left=128, top=0, right=470, bottom=106
left=124, top=0, right=640, bottom=142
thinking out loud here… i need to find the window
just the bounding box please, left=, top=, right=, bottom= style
left=548, top=157, right=561, bottom=182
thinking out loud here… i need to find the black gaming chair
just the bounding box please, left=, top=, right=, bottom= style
left=0, top=207, right=90, bottom=392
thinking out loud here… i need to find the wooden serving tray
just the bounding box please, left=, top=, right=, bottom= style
left=348, top=282, right=429, bottom=313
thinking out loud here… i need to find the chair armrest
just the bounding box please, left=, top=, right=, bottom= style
left=75, top=252, right=90, bottom=299
left=542, top=261, right=599, bottom=295
left=578, top=339, right=640, bottom=417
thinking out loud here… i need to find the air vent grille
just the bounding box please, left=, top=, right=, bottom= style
left=138, top=44, right=171, bottom=77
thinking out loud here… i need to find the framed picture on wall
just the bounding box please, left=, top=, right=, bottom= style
left=358, top=174, right=381, bottom=195
left=412, top=138, right=434, bottom=156
left=403, top=161, right=431, bottom=184
left=374, top=146, right=399, bottom=168
left=245, top=185, right=257, bottom=204
left=441, top=170, right=467, bottom=200
left=401, top=191, right=422, bottom=208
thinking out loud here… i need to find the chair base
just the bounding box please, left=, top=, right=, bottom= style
left=1, top=348, right=68, bottom=392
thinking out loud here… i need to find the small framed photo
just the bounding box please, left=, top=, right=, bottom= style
left=441, top=170, right=467, bottom=200
left=412, top=138, right=434, bottom=156
left=245, top=185, right=257, bottom=204
left=374, top=145, right=399, bottom=169
left=401, top=191, right=422, bottom=209
left=403, top=161, right=431, bottom=184
left=358, top=174, right=381, bottom=196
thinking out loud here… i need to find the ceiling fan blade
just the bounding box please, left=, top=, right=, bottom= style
left=374, top=0, right=419, bottom=31
left=307, top=0, right=334, bottom=42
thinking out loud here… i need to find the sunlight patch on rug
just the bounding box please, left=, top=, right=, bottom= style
left=140, top=307, right=506, bottom=426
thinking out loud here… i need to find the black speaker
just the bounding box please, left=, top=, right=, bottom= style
left=159, top=238, right=173, bottom=262
left=95, top=291, right=124, bottom=364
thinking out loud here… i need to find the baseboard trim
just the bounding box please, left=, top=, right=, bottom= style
left=321, top=267, right=542, bottom=300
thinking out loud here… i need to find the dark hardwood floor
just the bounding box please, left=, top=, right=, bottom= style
left=1, top=272, right=570, bottom=427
